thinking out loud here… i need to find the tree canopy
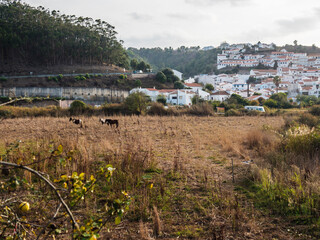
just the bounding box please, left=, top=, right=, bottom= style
left=0, top=0, right=129, bottom=68
left=128, top=47, right=220, bottom=78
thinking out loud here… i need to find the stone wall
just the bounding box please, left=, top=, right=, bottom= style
left=0, top=87, right=129, bottom=103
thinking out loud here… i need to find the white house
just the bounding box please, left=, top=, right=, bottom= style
left=232, top=81, right=247, bottom=91
left=167, top=90, right=195, bottom=106
left=130, top=87, right=159, bottom=101
left=172, top=69, right=183, bottom=80
left=210, top=91, right=230, bottom=102
left=184, top=77, right=196, bottom=84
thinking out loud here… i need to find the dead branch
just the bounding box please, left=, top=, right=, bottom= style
left=0, top=161, right=80, bottom=231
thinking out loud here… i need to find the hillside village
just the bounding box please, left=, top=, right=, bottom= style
left=131, top=42, right=320, bottom=105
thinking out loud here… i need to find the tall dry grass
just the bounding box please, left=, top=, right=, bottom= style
left=0, top=115, right=294, bottom=239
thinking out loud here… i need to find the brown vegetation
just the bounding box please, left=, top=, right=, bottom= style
left=1, top=115, right=308, bottom=239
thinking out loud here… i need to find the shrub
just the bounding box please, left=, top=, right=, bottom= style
left=147, top=102, right=167, bottom=116
left=0, top=76, right=7, bottom=82
left=245, top=129, right=277, bottom=153
left=225, top=109, right=242, bottom=116
left=69, top=100, right=87, bottom=115
left=264, top=99, right=278, bottom=108
left=249, top=100, right=259, bottom=106
left=0, top=96, right=10, bottom=103
left=297, top=113, right=319, bottom=128
left=135, top=79, right=142, bottom=87
left=119, top=74, right=127, bottom=80
left=75, top=75, right=86, bottom=81
left=309, top=105, right=320, bottom=116
left=246, top=110, right=261, bottom=116
left=0, top=108, right=12, bottom=117
left=189, top=102, right=214, bottom=116
left=156, top=95, right=167, bottom=105
left=155, top=72, right=166, bottom=83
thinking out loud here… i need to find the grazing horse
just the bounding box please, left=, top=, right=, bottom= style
left=100, top=118, right=119, bottom=128
left=69, top=117, right=83, bottom=128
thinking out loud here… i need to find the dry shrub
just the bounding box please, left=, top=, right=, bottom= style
left=244, top=129, right=277, bottom=155
left=188, top=102, right=215, bottom=116
left=309, top=105, right=320, bottom=116
left=166, top=107, right=181, bottom=116
left=297, top=113, right=319, bottom=128
left=147, top=102, right=167, bottom=116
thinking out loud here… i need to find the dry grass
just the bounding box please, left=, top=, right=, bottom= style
left=1, top=115, right=299, bottom=239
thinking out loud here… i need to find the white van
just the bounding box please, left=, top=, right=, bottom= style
left=244, top=105, right=265, bottom=112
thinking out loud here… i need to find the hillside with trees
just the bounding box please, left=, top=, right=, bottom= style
left=128, top=47, right=221, bottom=78
left=0, top=0, right=129, bottom=74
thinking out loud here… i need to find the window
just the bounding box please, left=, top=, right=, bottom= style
left=172, top=96, right=177, bottom=99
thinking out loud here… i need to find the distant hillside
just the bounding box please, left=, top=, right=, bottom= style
left=0, top=74, right=174, bottom=91
left=0, top=1, right=129, bottom=73
left=127, top=47, right=221, bottom=78
left=280, top=44, right=320, bottom=54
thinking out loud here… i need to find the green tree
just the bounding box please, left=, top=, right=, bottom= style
left=155, top=72, right=166, bottom=83
left=135, top=79, right=142, bottom=87
left=0, top=1, right=128, bottom=68
left=205, top=83, right=214, bottom=91
left=162, top=68, right=175, bottom=82
left=264, top=99, right=278, bottom=108
left=227, top=94, right=249, bottom=106
left=137, top=61, right=147, bottom=71
left=124, top=92, right=150, bottom=115
left=130, top=59, right=138, bottom=70
left=174, top=81, right=184, bottom=89
left=156, top=95, right=167, bottom=105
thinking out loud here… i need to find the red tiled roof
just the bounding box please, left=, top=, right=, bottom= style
left=146, top=88, right=158, bottom=91
left=184, top=83, right=202, bottom=87
left=211, top=91, right=230, bottom=96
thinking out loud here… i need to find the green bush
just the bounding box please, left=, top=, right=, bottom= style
left=264, top=99, right=278, bottom=108
left=119, top=74, right=127, bottom=80
left=225, top=109, right=242, bottom=116
left=75, top=75, right=86, bottom=81
left=69, top=100, right=87, bottom=115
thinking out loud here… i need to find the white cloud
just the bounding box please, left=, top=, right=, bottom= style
left=21, top=0, right=320, bottom=48
left=185, top=0, right=251, bottom=6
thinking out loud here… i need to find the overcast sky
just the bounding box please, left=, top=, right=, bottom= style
left=23, top=0, right=320, bottom=49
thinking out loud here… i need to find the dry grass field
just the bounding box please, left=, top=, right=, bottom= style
left=2, top=115, right=311, bottom=239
